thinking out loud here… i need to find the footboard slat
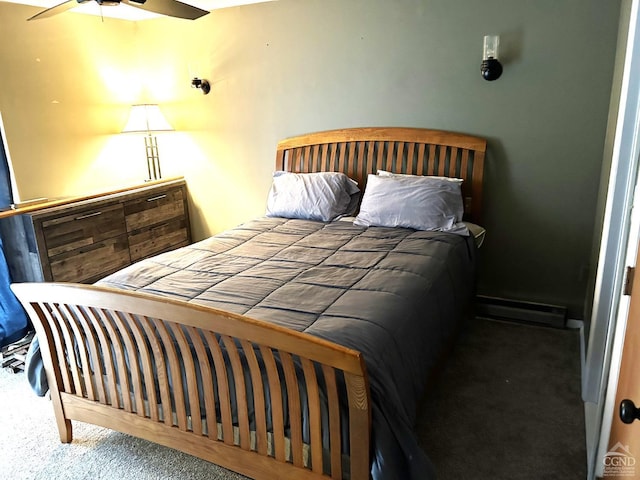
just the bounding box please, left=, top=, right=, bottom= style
left=69, top=305, right=101, bottom=402
left=92, top=308, right=124, bottom=410
left=40, top=305, right=72, bottom=393
left=170, top=322, right=203, bottom=434
left=221, top=335, right=251, bottom=449
left=322, top=363, right=342, bottom=479
left=186, top=326, right=218, bottom=437
left=59, top=305, right=89, bottom=398
left=103, top=310, right=133, bottom=412
left=260, top=344, right=287, bottom=462
left=155, top=319, right=188, bottom=429
left=135, top=316, right=160, bottom=422
left=85, top=307, right=114, bottom=405
left=123, top=312, right=158, bottom=419
left=281, top=351, right=304, bottom=468
left=54, top=304, right=84, bottom=396
left=111, top=311, right=146, bottom=416
left=301, top=357, right=323, bottom=474
left=146, top=318, right=174, bottom=426
left=12, top=283, right=371, bottom=480
left=240, top=338, right=269, bottom=455
left=346, top=371, right=371, bottom=480
left=205, top=330, right=234, bottom=445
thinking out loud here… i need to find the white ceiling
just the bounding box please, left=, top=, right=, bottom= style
left=1, top=0, right=275, bottom=21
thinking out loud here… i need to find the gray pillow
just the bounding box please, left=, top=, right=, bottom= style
left=266, top=171, right=360, bottom=222
left=354, top=174, right=464, bottom=231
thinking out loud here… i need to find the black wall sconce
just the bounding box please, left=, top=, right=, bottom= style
left=481, top=35, right=503, bottom=81
left=191, top=77, right=211, bottom=94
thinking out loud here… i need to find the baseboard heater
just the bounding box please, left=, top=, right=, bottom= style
left=475, top=295, right=568, bottom=328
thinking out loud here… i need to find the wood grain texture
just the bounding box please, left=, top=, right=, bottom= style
left=276, top=127, right=486, bottom=223
left=3, top=179, right=190, bottom=284
left=12, top=127, right=487, bottom=480
left=12, top=282, right=371, bottom=479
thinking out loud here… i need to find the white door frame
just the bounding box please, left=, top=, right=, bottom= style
left=584, top=0, right=640, bottom=477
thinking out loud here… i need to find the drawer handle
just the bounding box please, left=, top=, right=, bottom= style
left=75, top=211, right=102, bottom=221
left=146, top=194, right=167, bottom=202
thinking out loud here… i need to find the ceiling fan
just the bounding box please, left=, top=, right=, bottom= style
left=27, top=0, right=210, bottom=21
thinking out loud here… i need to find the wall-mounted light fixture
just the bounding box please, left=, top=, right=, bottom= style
left=481, top=35, right=503, bottom=81
left=122, top=104, right=174, bottom=181
left=191, top=77, right=211, bottom=94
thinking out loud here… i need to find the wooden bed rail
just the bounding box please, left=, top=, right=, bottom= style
left=276, top=127, right=486, bottom=223
left=11, top=282, right=371, bottom=480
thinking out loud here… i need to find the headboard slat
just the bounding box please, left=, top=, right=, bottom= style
left=385, top=142, right=394, bottom=172
left=328, top=143, right=338, bottom=171
left=376, top=142, right=385, bottom=175
left=438, top=146, right=447, bottom=177
left=303, top=146, right=311, bottom=172
left=449, top=147, right=459, bottom=179
left=406, top=143, right=416, bottom=174
left=416, top=143, right=426, bottom=175
left=276, top=127, right=486, bottom=223
left=428, top=144, right=437, bottom=177
left=346, top=142, right=356, bottom=177
left=353, top=141, right=365, bottom=182
left=396, top=142, right=405, bottom=173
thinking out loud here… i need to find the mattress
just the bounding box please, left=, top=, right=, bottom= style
left=96, top=216, right=477, bottom=479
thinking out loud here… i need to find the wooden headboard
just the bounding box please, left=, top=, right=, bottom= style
left=275, top=127, right=486, bottom=223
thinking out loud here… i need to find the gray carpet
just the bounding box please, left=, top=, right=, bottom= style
left=0, top=318, right=584, bottom=479
left=417, top=318, right=585, bottom=479
left=0, top=368, right=248, bottom=480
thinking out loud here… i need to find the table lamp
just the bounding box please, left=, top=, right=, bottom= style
left=122, top=104, right=174, bottom=181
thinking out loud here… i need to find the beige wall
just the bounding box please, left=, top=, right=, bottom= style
left=0, top=0, right=622, bottom=319
left=0, top=3, right=142, bottom=197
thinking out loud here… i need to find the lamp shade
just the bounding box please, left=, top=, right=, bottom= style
left=481, top=34, right=503, bottom=81
left=122, top=104, right=173, bottom=133
left=482, top=35, right=500, bottom=60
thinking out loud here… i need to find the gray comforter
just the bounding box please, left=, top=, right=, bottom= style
left=28, top=217, right=477, bottom=480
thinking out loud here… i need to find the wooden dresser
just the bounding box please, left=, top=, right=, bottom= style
left=0, top=178, right=190, bottom=284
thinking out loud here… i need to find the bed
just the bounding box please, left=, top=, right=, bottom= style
left=11, top=127, right=486, bottom=480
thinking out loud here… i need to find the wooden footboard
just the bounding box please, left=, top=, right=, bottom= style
left=11, top=283, right=371, bottom=480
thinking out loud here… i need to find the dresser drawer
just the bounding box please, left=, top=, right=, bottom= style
left=16, top=178, right=190, bottom=284
left=124, top=187, right=185, bottom=232
left=41, top=203, right=126, bottom=257
left=129, top=218, right=190, bottom=261
left=49, top=234, right=131, bottom=283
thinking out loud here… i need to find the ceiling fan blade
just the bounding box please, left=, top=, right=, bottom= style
left=122, top=0, right=209, bottom=20
left=27, top=0, right=85, bottom=20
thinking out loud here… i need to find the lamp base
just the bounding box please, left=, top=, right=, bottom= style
left=144, top=134, right=162, bottom=181
left=481, top=58, right=503, bottom=81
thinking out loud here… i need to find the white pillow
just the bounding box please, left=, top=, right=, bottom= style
left=377, top=169, right=464, bottom=183
left=266, top=171, right=360, bottom=222
left=354, top=174, right=464, bottom=231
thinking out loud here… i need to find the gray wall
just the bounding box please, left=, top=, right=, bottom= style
left=0, top=0, right=622, bottom=321
left=141, top=0, right=621, bottom=319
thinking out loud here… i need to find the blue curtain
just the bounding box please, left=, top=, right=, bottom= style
left=0, top=129, right=28, bottom=348
left=0, top=134, right=12, bottom=207
left=0, top=237, right=28, bottom=348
